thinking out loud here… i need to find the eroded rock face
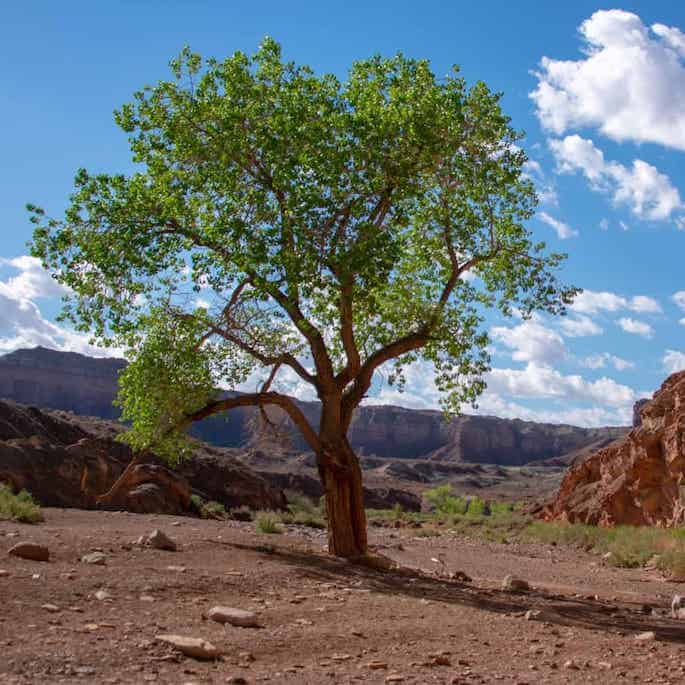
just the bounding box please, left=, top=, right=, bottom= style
left=0, top=400, right=285, bottom=515
left=0, top=347, right=627, bottom=466
left=542, top=371, right=685, bottom=527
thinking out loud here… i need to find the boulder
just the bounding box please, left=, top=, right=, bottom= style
left=0, top=399, right=286, bottom=516
left=542, top=371, right=685, bottom=527
left=155, top=634, right=220, bottom=660
left=207, top=606, right=259, bottom=627
left=8, top=542, right=49, bottom=562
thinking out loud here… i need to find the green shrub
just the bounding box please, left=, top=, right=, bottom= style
left=0, top=483, right=43, bottom=523
left=466, top=496, right=489, bottom=517
left=424, top=484, right=468, bottom=516
left=255, top=511, right=283, bottom=534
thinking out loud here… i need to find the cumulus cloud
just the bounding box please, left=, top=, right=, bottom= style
left=364, top=359, right=636, bottom=427
left=531, top=10, right=685, bottom=150
left=559, top=314, right=603, bottom=337
left=580, top=353, right=634, bottom=371
left=663, top=349, right=685, bottom=373
left=617, top=317, right=654, bottom=338
left=486, top=362, right=637, bottom=408
left=0, top=256, right=118, bottom=358
left=0, top=256, right=69, bottom=300
left=548, top=135, right=683, bottom=221
left=490, top=319, right=567, bottom=364
left=538, top=211, right=578, bottom=239
left=673, top=291, right=685, bottom=311
left=571, top=289, right=661, bottom=315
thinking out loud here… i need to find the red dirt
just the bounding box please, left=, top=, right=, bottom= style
left=2, top=509, right=685, bottom=684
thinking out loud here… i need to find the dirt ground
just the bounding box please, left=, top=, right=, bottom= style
left=2, top=510, right=685, bottom=684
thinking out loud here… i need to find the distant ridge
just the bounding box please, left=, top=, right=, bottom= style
left=0, top=347, right=629, bottom=466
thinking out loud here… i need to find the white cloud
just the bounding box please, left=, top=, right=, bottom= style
left=559, top=314, right=603, bottom=337
left=617, top=317, right=654, bottom=338
left=630, top=295, right=662, bottom=314
left=663, top=349, right=685, bottom=374
left=364, top=359, right=636, bottom=427
left=486, top=362, right=637, bottom=408
left=549, top=135, right=683, bottom=221
left=672, top=291, right=685, bottom=311
left=0, top=256, right=119, bottom=358
left=571, top=289, right=662, bottom=316
left=538, top=211, right=578, bottom=239
left=490, top=319, right=567, bottom=364
left=580, top=353, right=634, bottom=371
left=0, top=256, right=69, bottom=300
left=531, top=10, right=685, bottom=150
left=599, top=218, right=609, bottom=231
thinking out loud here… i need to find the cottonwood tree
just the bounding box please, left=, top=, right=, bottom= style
left=30, top=39, right=575, bottom=558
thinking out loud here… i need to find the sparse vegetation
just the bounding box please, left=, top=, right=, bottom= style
left=189, top=494, right=228, bottom=519
left=230, top=505, right=254, bottom=522
left=0, top=483, right=43, bottom=523
left=255, top=511, right=283, bottom=535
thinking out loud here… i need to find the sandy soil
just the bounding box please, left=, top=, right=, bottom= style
left=2, top=509, right=685, bottom=684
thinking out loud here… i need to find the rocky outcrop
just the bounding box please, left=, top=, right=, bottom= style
left=0, top=347, right=628, bottom=466
left=542, top=372, right=685, bottom=526
left=0, top=400, right=285, bottom=514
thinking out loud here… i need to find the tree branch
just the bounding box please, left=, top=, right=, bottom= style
left=186, top=391, right=321, bottom=453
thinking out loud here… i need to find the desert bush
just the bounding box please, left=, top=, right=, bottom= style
left=190, top=493, right=227, bottom=519
left=415, top=527, right=441, bottom=537
left=0, top=483, right=43, bottom=523
left=255, top=511, right=283, bottom=534
left=466, top=496, right=490, bottom=517
left=424, top=484, right=468, bottom=516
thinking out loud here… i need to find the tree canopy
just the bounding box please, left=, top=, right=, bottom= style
left=30, top=39, right=575, bottom=554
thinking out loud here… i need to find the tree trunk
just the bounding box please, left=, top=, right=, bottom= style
left=318, top=433, right=368, bottom=558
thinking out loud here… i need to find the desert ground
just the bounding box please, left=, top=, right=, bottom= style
left=2, top=510, right=685, bottom=685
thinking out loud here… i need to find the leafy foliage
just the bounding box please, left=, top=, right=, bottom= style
left=29, top=38, right=576, bottom=464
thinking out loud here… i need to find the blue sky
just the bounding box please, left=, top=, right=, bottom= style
left=1, top=1, right=684, bottom=426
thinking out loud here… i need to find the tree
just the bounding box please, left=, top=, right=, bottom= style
left=29, top=39, right=576, bottom=559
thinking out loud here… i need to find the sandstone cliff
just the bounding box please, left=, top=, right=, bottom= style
left=0, top=347, right=628, bottom=466
left=542, top=371, right=685, bottom=526
left=0, top=400, right=286, bottom=514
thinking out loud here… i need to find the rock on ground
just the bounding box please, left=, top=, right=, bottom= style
left=155, top=634, right=220, bottom=660
left=208, top=606, right=259, bottom=627
left=8, top=542, right=50, bottom=562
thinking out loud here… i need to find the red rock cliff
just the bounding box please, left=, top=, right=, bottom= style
left=542, top=371, right=685, bottom=526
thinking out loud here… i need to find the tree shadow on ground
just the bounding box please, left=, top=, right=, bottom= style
left=229, top=540, right=685, bottom=644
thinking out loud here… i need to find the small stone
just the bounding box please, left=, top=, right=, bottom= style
left=367, top=661, right=388, bottom=670
left=8, top=542, right=50, bottom=562
left=634, top=631, right=656, bottom=642
left=226, top=678, right=248, bottom=685
left=167, top=565, right=187, bottom=573
left=41, top=603, right=60, bottom=613
left=94, top=589, right=112, bottom=601
left=155, top=634, right=219, bottom=660
left=385, top=676, right=405, bottom=683
left=0, top=569, right=9, bottom=577
left=502, top=575, right=530, bottom=592
left=598, top=662, right=613, bottom=670
left=563, top=660, right=579, bottom=670
left=146, top=530, right=177, bottom=552
left=140, top=595, right=155, bottom=603
left=81, top=552, right=107, bottom=565
left=208, top=606, right=259, bottom=627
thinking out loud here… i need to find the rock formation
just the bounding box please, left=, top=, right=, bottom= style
left=542, top=371, right=685, bottom=526
left=0, top=347, right=627, bottom=466
left=0, top=400, right=286, bottom=514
